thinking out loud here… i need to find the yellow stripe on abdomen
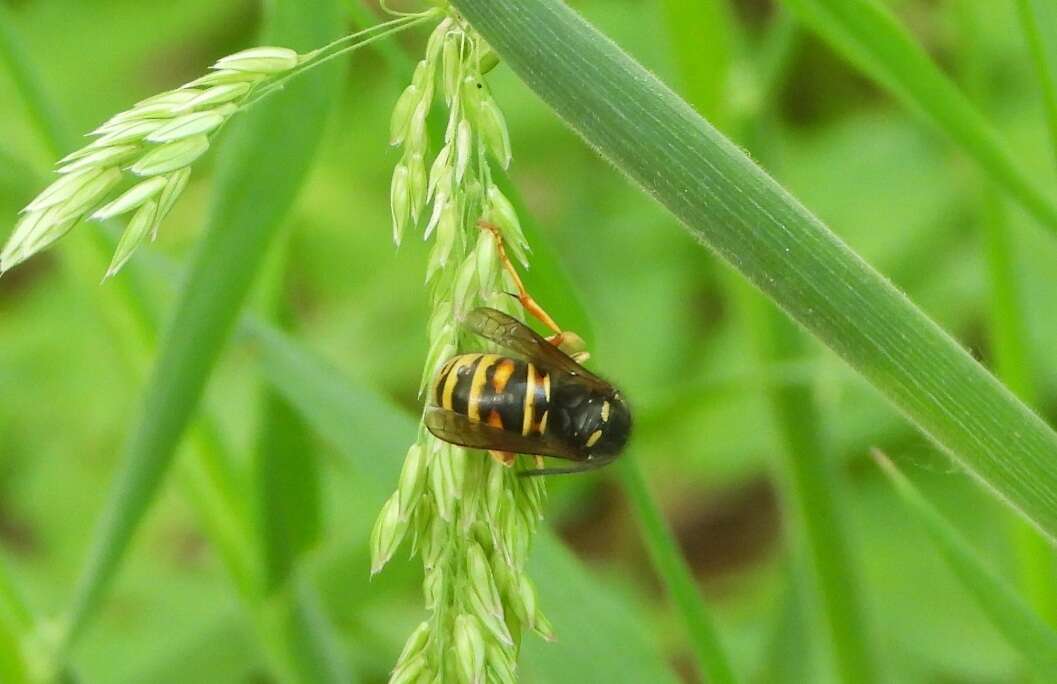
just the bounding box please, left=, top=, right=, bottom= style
left=441, top=354, right=481, bottom=410
left=467, top=354, right=500, bottom=421
left=522, top=362, right=538, bottom=436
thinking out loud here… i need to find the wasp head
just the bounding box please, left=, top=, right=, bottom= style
left=553, top=382, right=631, bottom=461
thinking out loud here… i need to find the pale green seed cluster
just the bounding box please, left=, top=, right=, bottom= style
left=375, top=15, right=552, bottom=684
left=0, top=46, right=301, bottom=277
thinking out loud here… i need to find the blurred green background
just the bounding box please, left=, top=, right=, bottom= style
left=2, top=0, right=1057, bottom=681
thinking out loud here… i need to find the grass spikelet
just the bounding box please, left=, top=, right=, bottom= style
left=372, top=9, right=553, bottom=681
left=0, top=9, right=438, bottom=278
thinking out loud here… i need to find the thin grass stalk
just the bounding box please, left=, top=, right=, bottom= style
left=450, top=0, right=1057, bottom=542
left=740, top=287, right=877, bottom=683
left=342, top=0, right=410, bottom=75
left=873, top=452, right=1057, bottom=679
left=617, top=457, right=737, bottom=684
left=1015, top=0, right=1057, bottom=168
left=755, top=563, right=812, bottom=684
left=958, top=1, right=1057, bottom=628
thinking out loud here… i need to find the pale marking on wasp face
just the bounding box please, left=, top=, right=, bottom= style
left=586, top=429, right=603, bottom=448
left=601, top=401, right=611, bottom=423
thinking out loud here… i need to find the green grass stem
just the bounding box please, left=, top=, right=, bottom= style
left=618, top=457, right=737, bottom=684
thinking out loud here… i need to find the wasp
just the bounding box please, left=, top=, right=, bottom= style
left=424, top=222, right=631, bottom=475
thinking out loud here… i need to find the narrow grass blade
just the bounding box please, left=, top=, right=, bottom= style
left=59, top=0, right=344, bottom=656
left=755, top=564, right=814, bottom=684
left=873, top=451, right=1057, bottom=679
left=959, top=1, right=1057, bottom=628
left=450, top=0, right=1057, bottom=541
left=1016, top=0, right=1057, bottom=165
left=243, top=321, right=680, bottom=682
left=742, top=288, right=876, bottom=683
left=775, top=0, right=1057, bottom=236
left=617, top=457, right=737, bottom=684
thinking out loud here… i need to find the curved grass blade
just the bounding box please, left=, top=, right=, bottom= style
left=449, top=0, right=1057, bottom=541
left=242, top=320, right=680, bottom=683
left=1016, top=0, right=1057, bottom=165
left=873, top=451, right=1057, bottom=679
left=618, top=457, right=737, bottom=684
left=775, top=0, right=1057, bottom=236
left=58, top=0, right=345, bottom=660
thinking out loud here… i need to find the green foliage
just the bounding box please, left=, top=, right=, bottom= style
left=779, top=0, right=1057, bottom=236
left=2, top=0, right=1057, bottom=681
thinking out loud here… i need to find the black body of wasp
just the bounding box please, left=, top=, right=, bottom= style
left=425, top=307, right=631, bottom=475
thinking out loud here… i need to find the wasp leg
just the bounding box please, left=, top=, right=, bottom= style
left=489, top=450, right=517, bottom=467
left=478, top=220, right=566, bottom=347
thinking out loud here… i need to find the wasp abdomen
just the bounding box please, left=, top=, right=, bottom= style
left=432, top=353, right=551, bottom=437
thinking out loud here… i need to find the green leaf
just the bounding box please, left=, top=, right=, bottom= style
left=775, top=0, right=1057, bottom=236
left=59, top=0, right=345, bottom=661
left=243, top=320, right=679, bottom=683
left=617, top=457, right=737, bottom=684
left=449, top=0, right=1057, bottom=540
left=874, top=452, right=1057, bottom=679
left=1016, top=0, right=1057, bottom=165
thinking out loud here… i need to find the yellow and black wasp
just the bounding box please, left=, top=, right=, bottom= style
left=424, top=222, right=631, bottom=475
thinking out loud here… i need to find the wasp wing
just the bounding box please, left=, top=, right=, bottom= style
left=462, top=307, right=610, bottom=391
left=424, top=407, right=585, bottom=461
